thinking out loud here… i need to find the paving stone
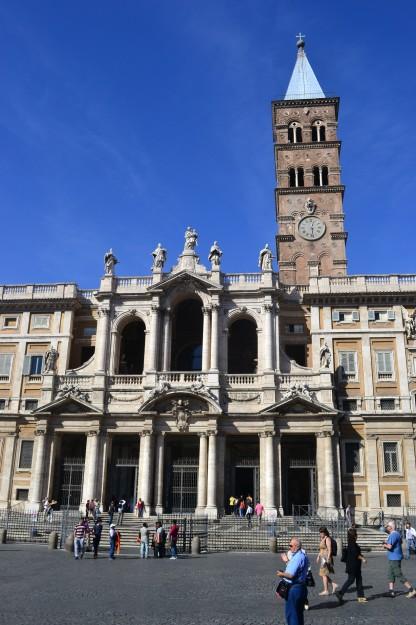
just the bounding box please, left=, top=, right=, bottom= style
left=0, top=545, right=415, bottom=625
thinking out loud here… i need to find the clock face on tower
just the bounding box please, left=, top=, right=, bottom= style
left=298, top=216, right=326, bottom=241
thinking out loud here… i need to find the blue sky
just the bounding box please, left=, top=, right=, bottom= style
left=1, top=1, right=415, bottom=287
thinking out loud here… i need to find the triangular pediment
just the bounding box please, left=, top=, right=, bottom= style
left=147, top=270, right=222, bottom=293
left=33, top=394, right=102, bottom=415
left=260, top=393, right=337, bottom=415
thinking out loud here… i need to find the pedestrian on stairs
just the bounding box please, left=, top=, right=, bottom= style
left=255, top=501, right=264, bottom=525
left=246, top=504, right=253, bottom=529
left=92, top=517, right=103, bottom=559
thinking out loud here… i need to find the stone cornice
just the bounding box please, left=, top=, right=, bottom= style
left=272, top=97, right=340, bottom=118
left=275, top=141, right=341, bottom=151
left=330, top=232, right=348, bottom=241
left=276, top=185, right=345, bottom=196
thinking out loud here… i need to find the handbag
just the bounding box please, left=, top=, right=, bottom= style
left=276, top=579, right=291, bottom=600
left=305, top=569, right=315, bottom=587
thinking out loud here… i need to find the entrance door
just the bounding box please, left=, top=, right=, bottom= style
left=59, top=460, right=84, bottom=509
left=111, top=466, right=137, bottom=512
left=285, top=467, right=317, bottom=515
left=166, top=461, right=198, bottom=513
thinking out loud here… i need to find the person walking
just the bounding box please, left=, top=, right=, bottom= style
left=404, top=521, right=416, bottom=560
left=246, top=503, right=253, bottom=529
left=239, top=497, right=246, bottom=518
left=317, top=526, right=338, bottom=596
left=233, top=497, right=239, bottom=517
left=108, top=500, right=115, bottom=525
left=139, top=522, right=150, bottom=559
left=276, top=537, right=309, bottom=625
left=73, top=519, right=88, bottom=560
left=92, top=517, right=103, bottom=559
left=117, top=498, right=126, bottom=525
left=335, top=528, right=367, bottom=603
left=383, top=520, right=416, bottom=598
left=229, top=495, right=236, bottom=515
left=168, top=519, right=180, bottom=560
left=109, top=523, right=117, bottom=560
left=154, top=521, right=166, bottom=558
left=255, top=501, right=264, bottom=525
left=135, top=498, right=145, bottom=518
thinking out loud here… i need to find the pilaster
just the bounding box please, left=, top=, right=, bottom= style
left=28, top=428, right=48, bottom=510
left=0, top=434, right=17, bottom=506
left=154, top=432, right=165, bottom=514
left=196, top=433, right=208, bottom=513
left=205, top=430, right=218, bottom=517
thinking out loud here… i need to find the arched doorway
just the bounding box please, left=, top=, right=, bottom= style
left=171, top=300, right=203, bottom=371
left=228, top=318, right=258, bottom=373
left=118, top=319, right=146, bottom=374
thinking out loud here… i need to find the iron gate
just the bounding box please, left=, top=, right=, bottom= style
left=59, top=458, right=84, bottom=508
left=168, top=457, right=198, bottom=513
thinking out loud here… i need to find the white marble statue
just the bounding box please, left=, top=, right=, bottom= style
left=320, top=342, right=332, bottom=368
left=208, top=241, right=222, bottom=268
left=44, top=347, right=58, bottom=373
left=258, top=244, right=273, bottom=271
left=152, top=243, right=167, bottom=270
left=104, top=248, right=118, bottom=275
left=184, top=226, right=198, bottom=250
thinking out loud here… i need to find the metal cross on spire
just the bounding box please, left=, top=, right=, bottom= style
left=296, top=32, right=305, bottom=43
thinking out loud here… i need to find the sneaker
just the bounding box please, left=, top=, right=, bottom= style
left=304, top=603, right=309, bottom=611
left=357, top=597, right=368, bottom=603
left=406, top=589, right=416, bottom=599
left=170, top=556, right=177, bottom=560
left=389, top=591, right=396, bottom=598
left=334, top=591, right=343, bottom=604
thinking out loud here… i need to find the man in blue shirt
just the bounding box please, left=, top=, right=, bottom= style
left=383, top=520, right=416, bottom=598
left=277, top=537, right=309, bottom=625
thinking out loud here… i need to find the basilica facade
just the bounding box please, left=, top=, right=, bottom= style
left=1, top=38, right=415, bottom=518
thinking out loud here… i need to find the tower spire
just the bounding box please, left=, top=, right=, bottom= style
left=284, top=34, right=325, bottom=100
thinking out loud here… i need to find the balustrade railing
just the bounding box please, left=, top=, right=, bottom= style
left=223, top=374, right=258, bottom=385
left=116, top=276, right=153, bottom=288
left=108, top=375, right=144, bottom=386
left=223, top=273, right=263, bottom=285
left=56, top=375, right=93, bottom=388
left=159, top=372, right=207, bottom=384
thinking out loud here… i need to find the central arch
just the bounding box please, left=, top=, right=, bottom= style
left=171, top=299, right=203, bottom=371
left=228, top=318, right=258, bottom=373
left=118, top=319, right=146, bottom=374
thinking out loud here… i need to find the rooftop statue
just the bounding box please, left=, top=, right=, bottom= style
left=258, top=243, right=273, bottom=271
left=184, top=226, right=198, bottom=250
left=104, top=248, right=118, bottom=275
left=152, top=243, right=167, bottom=270
left=208, top=241, right=223, bottom=268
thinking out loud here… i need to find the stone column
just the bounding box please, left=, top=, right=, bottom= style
left=28, top=429, right=47, bottom=509
left=202, top=307, right=211, bottom=371
left=138, top=431, right=154, bottom=512
left=45, top=432, right=61, bottom=498
left=95, top=306, right=111, bottom=373
left=404, top=436, right=416, bottom=506
left=147, top=305, right=160, bottom=372
left=206, top=430, right=218, bottom=516
left=263, top=432, right=277, bottom=515
left=324, top=432, right=336, bottom=510
left=162, top=309, right=172, bottom=371
left=196, top=433, right=208, bottom=513
left=263, top=304, right=274, bottom=372
left=210, top=305, right=219, bottom=372
left=366, top=435, right=381, bottom=510
left=154, top=433, right=165, bottom=514
left=0, top=434, right=16, bottom=505
left=81, top=430, right=100, bottom=505
left=274, top=435, right=284, bottom=516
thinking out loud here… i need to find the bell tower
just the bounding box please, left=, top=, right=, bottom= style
left=273, top=35, right=347, bottom=285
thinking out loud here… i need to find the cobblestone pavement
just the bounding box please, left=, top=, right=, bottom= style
left=1, top=545, right=415, bottom=625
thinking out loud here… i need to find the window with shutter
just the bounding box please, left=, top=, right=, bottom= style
left=19, top=441, right=34, bottom=469
left=352, top=310, right=360, bottom=321
left=332, top=310, right=340, bottom=322
left=376, top=351, right=394, bottom=379
left=0, top=354, right=13, bottom=380
left=387, top=310, right=396, bottom=321
left=368, top=310, right=376, bottom=321
left=339, top=351, right=357, bottom=381
left=32, top=315, right=50, bottom=329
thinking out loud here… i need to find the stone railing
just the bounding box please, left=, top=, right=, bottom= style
left=158, top=372, right=207, bottom=385
left=115, top=276, right=153, bottom=292
left=56, top=375, right=93, bottom=389
left=309, top=274, right=416, bottom=294
left=108, top=375, right=144, bottom=387
left=0, top=283, right=77, bottom=300
left=223, top=374, right=259, bottom=386
left=278, top=373, right=321, bottom=388
left=223, top=273, right=263, bottom=286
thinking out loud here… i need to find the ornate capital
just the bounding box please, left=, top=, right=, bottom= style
left=316, top=430, right=332, bottom=438
left=198, top=432, right=208, bottom=438
left=263, top=303, right=273, bottom=313
left=98, top=307, right=111, bottom=318
left=151, top=304, right=160, bottom=313
left=207, top=429, right=218, bottom=437
left=87, top=430, right=99, bottom=437
left=211, top=303, right=220, bottom=312
left=140, top=430, right=153, bottom=438
left=35, top=428, right=47, bottom=437
left=202, top=306, right=211, bottom=315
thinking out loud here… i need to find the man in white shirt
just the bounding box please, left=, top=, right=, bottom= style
left=405, top=521, right=416, bottom=560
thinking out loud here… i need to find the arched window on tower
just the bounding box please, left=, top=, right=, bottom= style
left=311, top=120, right=326, bottom=142
left=289, top=167, right=304, bottom=188
left=288, top=122, right=302, bottom=144
left=228, top=318, right=258, bottom=373
left=313, top=166, right=329, bottom=187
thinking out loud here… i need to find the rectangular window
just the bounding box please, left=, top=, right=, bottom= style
left=380, top=398, right=395, bottom=411
left=345, top=442, right=361, bottom=473
left=286, top=324, right=304, bottom=334
left=332, top=310, right=359, bottom=323
left=32, top=315, right=50, bottom=329
left=342, top=398, right=357, bottom=412
left=23, top=355, right=44, bottom=376
left=338, top=351, right=358, bottom=381
left=383, top=442, right=399, bottom=473
left=0, top=354, right=13, bottom=381
left=386, top=493, right=401, bottom=507
left=16, top=489, right=29, bottom=501
left=376, top=351, right=394, bottom=380
left=2, top=316, right=18, bottom=329
left=369, top=310, right=395, bottom=322
left=19, top=440, right=34, bottom=469
left=0, top=399, right=6, bottom=410
left=24, top=399, right=38, bottom=411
